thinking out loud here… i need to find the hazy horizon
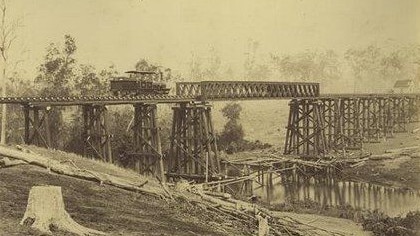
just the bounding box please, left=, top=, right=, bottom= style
left=7, top=0, right=419, bottom=84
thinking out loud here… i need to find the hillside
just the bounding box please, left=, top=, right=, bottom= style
left=0, top=145, right=370, bottom=236
left=0, top=146, right=244, bottom=236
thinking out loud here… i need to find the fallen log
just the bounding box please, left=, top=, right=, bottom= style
left=0, top=145, right=164, bottom=198
left=410, top=152, right=420, bottom=159
left=350, top=160, right=366, bottom=168
left=369, top=153, right=396, bottom=160
left=195, top=189, right=344, bottom=236
left=0, top=157, right=27, bottom=168
left=384, top=146, right=420, bottom=154
left=203, top=190, right=232, bottom=199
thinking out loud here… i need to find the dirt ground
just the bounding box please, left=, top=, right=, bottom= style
left=0, top=165, right=233, bottom=235
left=0, top=146, right=371, bottom=236
left=0, top=165, right=369, bottom=236
left=342, top=123, right=420, bottom=190
left=0, top=165, right=248, bottom=236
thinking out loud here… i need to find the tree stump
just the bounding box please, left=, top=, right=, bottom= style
left=20, top=185, right=105, bottom=235
left=256, top=213, right=269, bottom=236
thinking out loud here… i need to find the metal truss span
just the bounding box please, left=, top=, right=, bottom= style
left=176, top=81, right=320, bottom=100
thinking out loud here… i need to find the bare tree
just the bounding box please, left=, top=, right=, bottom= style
left=0, top=0, right=20, bottom=144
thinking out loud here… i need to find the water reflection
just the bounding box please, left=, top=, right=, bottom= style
left=230, top=171, right=420, bottom=217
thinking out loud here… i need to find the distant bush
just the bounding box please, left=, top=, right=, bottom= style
left=222, top=139, right=272, bottom=154
left=362, top=210, right=420, bottom=236
left=270, top=198, right=420, bottom=236
left=217, top=103, right=271, bottom=154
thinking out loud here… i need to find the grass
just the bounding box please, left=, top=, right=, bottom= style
left=0, top=146, right=251, bottom=236
left=265, top=198, right=420, bottom=236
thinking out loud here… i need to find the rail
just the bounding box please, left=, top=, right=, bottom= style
left=0, top=94, right=195, bottom=106
left=0, top=82, right=418, bottom=106
left=310, top=93, right=420, bottom=99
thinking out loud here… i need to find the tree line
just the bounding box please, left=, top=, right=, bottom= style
left=190, top=40, right=420, bottom=93
left=1, top=34, right=420, bottom=161
left=1, top=35, right=180, bottom=166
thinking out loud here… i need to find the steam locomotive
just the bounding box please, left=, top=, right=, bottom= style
left=110, top=71, right=170, bottom=96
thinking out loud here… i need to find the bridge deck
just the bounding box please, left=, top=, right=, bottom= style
left=0, top=93, right=418, bottom=106
left=317, top=93, right=420, bottom=99
left=0, top=95, right=196, bottom=106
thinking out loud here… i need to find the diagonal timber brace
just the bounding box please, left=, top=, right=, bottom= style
left=82, top=105, right=112, bottom=162
left=284, top=99, right=328, bottom=158
left=285, top=95, right=419, bottom=158
left=168, top=102, right=220, bottom=182
left=23, top=105, right=53, bottom=148
left=130, top=103, right=164, bottom=180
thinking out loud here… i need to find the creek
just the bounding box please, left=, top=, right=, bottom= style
left=247, top=173, right=420, bottom=217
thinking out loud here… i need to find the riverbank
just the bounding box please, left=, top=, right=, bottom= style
left=343, top=123, right=420, bottom=190
left=2, top=122, right=418, bottom=235
left=216, top=122, right=420, bottom=235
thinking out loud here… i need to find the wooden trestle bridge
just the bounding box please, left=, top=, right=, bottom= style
left=0, top=81, right=419, bottom=182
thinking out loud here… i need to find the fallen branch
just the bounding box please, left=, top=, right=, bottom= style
left=0, top=145, right=163, bottom=198
left=191, top=187, right=345, bottom=236
left=384, top=146, right=420, bottom=154
left=0, top=157, right=27, bottom=168
left=350, top=160, right=366, bottom=168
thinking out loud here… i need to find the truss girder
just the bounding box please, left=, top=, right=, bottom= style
left=176, top=81, right=320, bottom=100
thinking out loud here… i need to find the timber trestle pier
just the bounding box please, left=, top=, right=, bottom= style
left=283, top=94, right=420, bottom=158
left=1, top=81, right=419, bottom=184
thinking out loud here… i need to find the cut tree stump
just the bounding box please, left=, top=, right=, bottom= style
left=20, top=185, right=105, bottom=236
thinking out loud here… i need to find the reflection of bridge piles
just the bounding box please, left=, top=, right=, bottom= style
left=284, top=95, right=420, bottom=157
left=221, top=154, right=420, bottom=216
left=216, top=154, right=344, bottom=196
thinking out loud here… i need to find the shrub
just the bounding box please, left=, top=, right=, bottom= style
left=218, top=103, right=271, bottom=154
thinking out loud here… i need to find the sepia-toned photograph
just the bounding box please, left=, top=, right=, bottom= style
left=0, top=0, right=419, bottom=235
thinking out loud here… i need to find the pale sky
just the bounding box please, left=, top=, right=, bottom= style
left=8, top=0, right=420, bottom=79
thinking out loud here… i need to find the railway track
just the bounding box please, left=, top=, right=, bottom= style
left=0, top=94, right=196, bottom=106
left=0, top=92, right=418, bottom=106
